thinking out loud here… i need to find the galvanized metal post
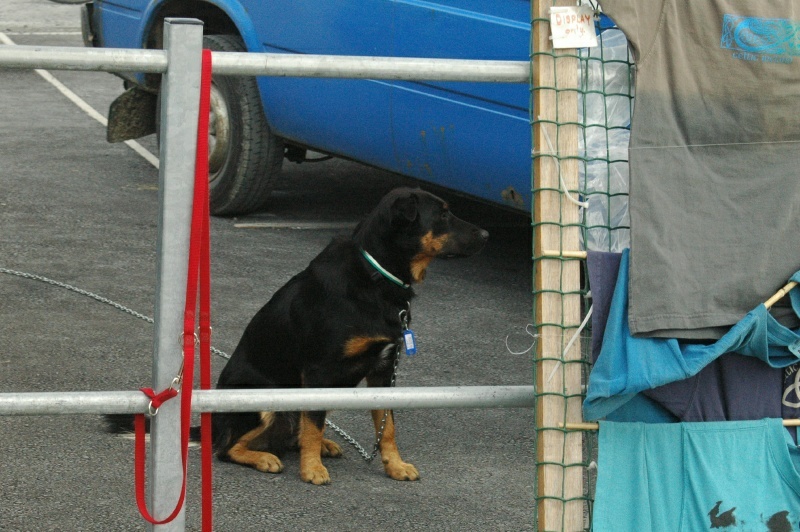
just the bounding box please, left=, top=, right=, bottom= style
left=150, top=18, right=203, bottom=532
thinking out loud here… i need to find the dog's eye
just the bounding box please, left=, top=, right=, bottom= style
left=441, top=211, right=450, bottom=220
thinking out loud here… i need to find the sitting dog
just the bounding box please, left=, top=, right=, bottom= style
left=214, top=187, right=488, bottom=484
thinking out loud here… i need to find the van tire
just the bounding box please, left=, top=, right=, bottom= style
left=200, top=34, right=283, bottom=216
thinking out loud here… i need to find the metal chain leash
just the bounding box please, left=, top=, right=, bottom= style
left=0, top=266, right=398, bottom=463
left=1, top=267, right=155, bottom=323
left=324, top=347, right=401, bottom=462
left=1, top=267, right=228, bottom=360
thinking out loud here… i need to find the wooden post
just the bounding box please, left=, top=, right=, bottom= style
left=532, top=1, right=584, bottom=530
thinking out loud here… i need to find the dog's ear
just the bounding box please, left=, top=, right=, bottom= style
left=391, top=193, right=419, bottom=223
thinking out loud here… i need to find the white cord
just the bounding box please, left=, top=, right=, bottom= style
left=504, top=323, right=540, bottom=355
left=547, top=305, right=593, bottom=384
left=537, top=116, right=590, bottom=209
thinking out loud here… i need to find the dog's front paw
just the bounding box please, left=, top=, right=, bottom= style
left=321, top=438, right=343, bottom=458
left=300, top=461, right=331, bottom=485
left=384, top=460, right=420, bottom=481
left=254, top=452, right=284, bottom=474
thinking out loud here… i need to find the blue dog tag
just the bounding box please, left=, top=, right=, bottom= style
left=403, top=329, right=417, bottom=356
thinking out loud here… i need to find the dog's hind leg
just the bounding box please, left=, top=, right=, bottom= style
left=224, top=412, right=284, bottom=473
left=299, top=411, right=331, bottom=485
left=370, top=408, right=420, bottom=481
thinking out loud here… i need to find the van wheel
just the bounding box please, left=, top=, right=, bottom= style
left=199, top=35, right=283, bottom=215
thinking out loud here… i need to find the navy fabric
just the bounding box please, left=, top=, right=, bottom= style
left=643, top=354, right=782, bottom=421
left=584, top=249, right=800, bottom=421
left=587, top=251, right=623, bottom=363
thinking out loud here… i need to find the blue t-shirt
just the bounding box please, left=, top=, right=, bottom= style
left=593, top=419, right=800, bottom=531
left=584, top=249, right=800, bottom=421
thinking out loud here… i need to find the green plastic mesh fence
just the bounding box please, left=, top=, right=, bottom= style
left=530, top=3, right=634, bottom=530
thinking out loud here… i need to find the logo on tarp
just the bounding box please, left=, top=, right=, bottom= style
left=721, top=14, right=798, bottom=63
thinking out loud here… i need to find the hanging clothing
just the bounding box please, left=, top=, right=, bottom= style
left=587, top=251, right=623, bottom=363
left=584, top=249, right=800, bottom=421
left=588, top=250, right=679, bottom=423
left=597, top=0, right=800, bottom=339
left=588, top=251, right=788, bottom=428
left=593, top=419, right=800, bottom=532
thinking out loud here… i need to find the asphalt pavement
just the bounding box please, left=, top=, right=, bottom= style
left=0, top=2, right=536, bottom=530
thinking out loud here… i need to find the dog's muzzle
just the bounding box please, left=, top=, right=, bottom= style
left=441, top=217, right=489, bottom=258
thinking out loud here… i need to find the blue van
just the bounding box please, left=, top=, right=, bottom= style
left=82, top=1, right=531, bottom=215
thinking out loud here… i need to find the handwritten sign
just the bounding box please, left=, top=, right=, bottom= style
left=550, top=5, right=598, bottom=49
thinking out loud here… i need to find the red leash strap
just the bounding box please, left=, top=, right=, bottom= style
left=196, top=48, right=215, bottom=532
left=134, top=374, right=188, bottom=524
left=133, top=48, right=214, bottom=529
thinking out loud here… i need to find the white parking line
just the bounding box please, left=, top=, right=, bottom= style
left=234, top=221, right=358, bottom=230
left=117, top=433, right=200, bottom=448
left=0, top=31, right=160, bottom=168
left=4, top=31, right=82, bottom=36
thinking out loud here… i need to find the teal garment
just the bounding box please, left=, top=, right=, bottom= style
left=604, top=393, right=678, bottom=423
left=584, top=249, right=800, bottom=421
left=593, top=419, right=800, bottom=532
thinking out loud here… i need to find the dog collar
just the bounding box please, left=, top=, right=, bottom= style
left=359, top=248, right=410, bottom=289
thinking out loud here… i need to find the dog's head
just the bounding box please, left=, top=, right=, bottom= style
left=356, top=188, right=489, bottom=284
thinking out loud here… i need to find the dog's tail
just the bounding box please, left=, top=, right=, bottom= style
left=103, top=414, right=203, bottom=441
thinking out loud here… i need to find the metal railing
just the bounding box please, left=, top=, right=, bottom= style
left=0, top=386, right=536, bottom=416
left=0, top=44, right=529, bottom=82
left=0, top=18, right=533, bottom=531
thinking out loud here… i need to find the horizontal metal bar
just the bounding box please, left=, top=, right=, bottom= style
left=211, top=52, right=530, bottom=82
left=0, top=45, right=168, bottom=73
left=0, top=45, right=529, bottom=82
left=0, top=386, right=535, bottom=416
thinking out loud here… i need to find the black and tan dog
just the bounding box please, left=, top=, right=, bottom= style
left=214, top=187, right=488, bottom=484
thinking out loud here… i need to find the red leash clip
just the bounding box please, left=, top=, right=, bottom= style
left=140, top=385, right=180, bottom=417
